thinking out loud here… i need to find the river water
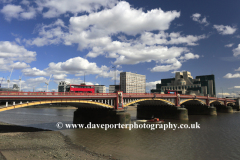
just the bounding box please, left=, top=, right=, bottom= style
left=0, top=107, right=240, bottom=160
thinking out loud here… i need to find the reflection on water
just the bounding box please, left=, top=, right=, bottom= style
left=1, top=108, right=240, bottom=160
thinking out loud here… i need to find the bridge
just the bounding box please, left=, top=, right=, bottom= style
left=0, top=91, right=238, bottom=124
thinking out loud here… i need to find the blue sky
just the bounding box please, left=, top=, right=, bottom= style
left=0, top=0, right=240, bottom=97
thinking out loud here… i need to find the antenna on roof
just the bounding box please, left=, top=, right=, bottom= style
left=7, top=67, right=14, bottom=88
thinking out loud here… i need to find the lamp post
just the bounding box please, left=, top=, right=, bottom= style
left=112, top=66, right=116, bottom=85
left=220, top=87, right=223, bottom=98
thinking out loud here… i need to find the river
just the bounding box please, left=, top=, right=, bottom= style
left=0, top=107, right=240, bottom=160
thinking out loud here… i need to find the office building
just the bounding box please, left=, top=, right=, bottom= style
left=94, top=85, right=106, bottom=93
left=120, top=72, right=146, bottom=93
left=109, top=85, right=120, bottom=93
left=151, top=71, right=216, bottom=97
left=58, top=81, right=70, bottom=92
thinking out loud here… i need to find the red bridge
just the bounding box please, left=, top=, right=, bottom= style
left=0, top=91, right=238, bottom=122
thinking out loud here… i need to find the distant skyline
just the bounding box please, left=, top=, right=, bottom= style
left=0, top=0, right=240, bottom=97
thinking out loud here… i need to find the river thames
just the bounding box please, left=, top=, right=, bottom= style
left=0, top=107, right=240, bottom=160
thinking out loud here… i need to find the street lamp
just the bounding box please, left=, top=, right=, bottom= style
left=112, top=66, right=116, bottom=85
left=220, top=87, right=223, bottom=98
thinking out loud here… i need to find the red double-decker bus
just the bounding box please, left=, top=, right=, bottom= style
left=65, top=84, right=95, bottom=93
left=164, top=90, right=182, bottom=95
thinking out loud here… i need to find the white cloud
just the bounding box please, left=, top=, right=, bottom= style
left=225, top=43, right=234, bottom=48
left=223, top=73, right=240, bottom=78
left=45, top=56, right=117, bottom=80
left=1, top=0, right=13, bottom=3
left=217, top=92, right=237, bottom=98
left=0, top=0, right=117, bottom=20
left=37, top=0, right=117, bottom=18
left=0, top=41, right=36, bottom=71
left=46, top=57, right=109, bottom=76
left=235, top=67, right=240, bottom=71
left=234, top=86, right=240, bottom=88
left=52, top=74, right=67, bottom=80
left=213, top=25, right=237, bottom=35
left=22, top=67, right=48, bottom=77
left=0, top=4, right=23, bottom=21
left=233, top=44, right=240, bottom=57
left=0, top=4, right=36, bottom=21
left=140, top=31, right=206, bottom=46
left=191, top=13, right=209, bottom=26
left=146, top=80, right=161, bottom=90
left=68, top=2, right=180, bottom=36
left=23, top=1, right=203, bottom=73
left=179, top=53, right=200, bottom=60
left=10, top=62, right=30, bottom=69
left=151, top=60, right=182, bottom=72
left=24, top=19, right=67, bottom=46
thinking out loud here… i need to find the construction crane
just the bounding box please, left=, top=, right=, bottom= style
left=0, top=77, right=4, bottom=88
left=45, top=74, right=52, bottom=92
left=7, top=67, right=14, bottom=88
left=19, top=74, right=23, bottom=91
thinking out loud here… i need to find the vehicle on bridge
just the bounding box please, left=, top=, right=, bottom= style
left=164, top=90, right=182, bottom=95
left=65, top=84, right=95, bottom=93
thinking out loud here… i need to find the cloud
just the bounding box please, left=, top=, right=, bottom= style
left=37, top=0, right=117, bottom=18
left=146, top=80, right=161, bottom=91
left=0, top=0, right=13, bottom=3
left=0, top=4, right=24, bottom=21
left=179, top=53, right=200, bottom=60
left=68, top=2, right=180, bottom=36
left=23, top=1, right=203, bottom=72
left=235, top=67, right=240, bottom=71
left=217, top=92, right=237, bottom=98
left=140, top=31, right=207, bottom=46
left=225, top=43, right=234, bottom=48
left=0, top=4, right=36, bottom=21
left=0, top=41, right=36, bottom=71
left=151, top=60, right=182, bottom=72
left=233, top=44, right=240, bottom=57
left=234, top=86, right=240, bottom=88
left=223, top=73, right=240, bottom=78
left=213, top=25, right=237, bottom=35
left=22, top=67, right=48, bottom=77
left=191, top=13, right=209, bottom=26
left=46, top=57, right=109, bottom=76
left=24, top=19, right=67, bottom=46
left=0, top=0, right=117, bottom=20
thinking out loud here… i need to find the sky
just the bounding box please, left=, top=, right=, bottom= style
left=0, top=0, right=240, bottom=97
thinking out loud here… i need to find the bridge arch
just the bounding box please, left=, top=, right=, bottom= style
left=227, top=102, right=235, bottom=105
left=209, top=100, right=224, bottom=105
left=124, top=98, right=175, bottom=107
left=0, top=99, right=114, bottom=112
left=180, top=99, right=206, bottom=105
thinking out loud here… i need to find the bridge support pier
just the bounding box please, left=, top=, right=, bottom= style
left=73, top=108, right=131, bottom=126
left=184, top=105, right=217, bottom=116
left=213, top=105, right=233, bottom=113
left=137, top=105, right=188, bottom=120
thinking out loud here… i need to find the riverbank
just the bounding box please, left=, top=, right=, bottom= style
left=0, top=122, right=116, bottom=160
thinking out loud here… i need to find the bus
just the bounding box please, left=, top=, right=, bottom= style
left=65, top=84, right=95, bottom=93
left=164, top=90, right=182, bottom=95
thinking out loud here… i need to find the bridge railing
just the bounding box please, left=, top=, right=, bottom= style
left=0, top=91, right=117, bottom=96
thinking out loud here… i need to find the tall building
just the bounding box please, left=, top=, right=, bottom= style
left=58, top=81, right=70, bottom=92
left=109, top=85, right=120, bottom=93
left=151, top=71, right=216, bottom=97
left=94, top=85, right=106, bottom=93
left=120, top=72, right=146, bottom=93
